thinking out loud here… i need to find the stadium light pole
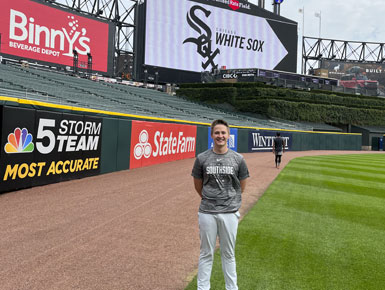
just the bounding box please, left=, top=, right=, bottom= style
left=299, top=7, right=305, bottom=74
left=299, top=7, right=305, bottom=37
left=315, top=11, right=321, bottom=38
left=272, top=0, right=282, bottom=15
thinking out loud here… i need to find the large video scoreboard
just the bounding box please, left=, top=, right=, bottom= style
left=136, top=0, right=298, bottom=83
left=0, top=0, right=115, bottom=74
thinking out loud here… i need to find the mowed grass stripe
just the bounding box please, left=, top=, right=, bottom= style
left=292, top=159, right=385, bottom=172
left=290, top=161, right=385, bottom=176
left=292, top=158, right=385, bottom=174
left=266, top=181, right=385, bottom=231
left=280, top=171, right=385, bottom=199
left=185, top=154, right=385, bottom=290
left=287, top=164, right=385, bottom=184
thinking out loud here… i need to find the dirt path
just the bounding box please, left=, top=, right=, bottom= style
left=0, top=151, right=377, bottom=290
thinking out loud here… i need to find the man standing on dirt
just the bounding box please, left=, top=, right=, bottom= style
left=192, top=119, right=249, bottom=290
left=272, top=132, right=285, bottom=169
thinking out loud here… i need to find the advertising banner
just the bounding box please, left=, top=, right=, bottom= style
left=321, top=60, right=382, bottom=94
left=0, top=0, right=113, bottom=73
left=130, top=121, right=197, bottom=169
left=248, top=130, right=292, bottom=152
left=144, top=0, right=294, bottom=73
left=208, top=127, right=238, bottom=151
left=0, top=106, right=102, bottom=193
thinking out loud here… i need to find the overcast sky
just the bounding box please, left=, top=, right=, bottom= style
left=250, top=0, right=385, bottom=42
left=247, top=0, right=385, bottom=72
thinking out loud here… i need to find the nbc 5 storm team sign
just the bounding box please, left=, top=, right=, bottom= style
left=0, top=106, right=102, bottom=192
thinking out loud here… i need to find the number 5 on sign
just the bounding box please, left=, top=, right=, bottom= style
left=36, top=119, right=56, bottom=154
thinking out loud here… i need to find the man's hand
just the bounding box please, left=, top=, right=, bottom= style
left=193, top=178, right=203, bottom=198
left=240, top=179, right=247, bottom=193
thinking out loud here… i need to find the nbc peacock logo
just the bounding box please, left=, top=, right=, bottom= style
left=4, top=128, right=34, bottom=154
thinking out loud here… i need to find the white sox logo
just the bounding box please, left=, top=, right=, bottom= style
left=134, top=130, right=152, bottom=160
left=183, top=5, right=220, bottom=70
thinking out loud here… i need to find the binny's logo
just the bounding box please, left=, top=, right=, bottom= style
left=9, top=9, right=91, bottom=57
left=133, top=129, right=196, bottom=160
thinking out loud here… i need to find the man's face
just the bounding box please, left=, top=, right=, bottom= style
left=211, top=124, right=230, bottom=148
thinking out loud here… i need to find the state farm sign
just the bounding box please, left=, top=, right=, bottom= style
left=0, top=0, right=113, bottom=73
left=130, top=121, right=197, bottom=169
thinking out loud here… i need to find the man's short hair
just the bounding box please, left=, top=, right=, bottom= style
left=211, top=119, right=230, bottom=133
left=276, top=132, right=281, bottom=137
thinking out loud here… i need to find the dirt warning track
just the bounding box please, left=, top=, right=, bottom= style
left=0, top=151, right=375, bottom=290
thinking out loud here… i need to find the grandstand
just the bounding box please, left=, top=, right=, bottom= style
left=0, top=62, right=336, bottom=131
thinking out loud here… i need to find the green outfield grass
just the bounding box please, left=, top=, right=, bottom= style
left=185, top=154, right=385, bottom=290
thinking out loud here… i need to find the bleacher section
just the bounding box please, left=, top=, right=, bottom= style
left=0, top=63, right=338, bottom=131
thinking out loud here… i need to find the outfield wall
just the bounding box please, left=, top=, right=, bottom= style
left=0, top=97, right=362, bottom=193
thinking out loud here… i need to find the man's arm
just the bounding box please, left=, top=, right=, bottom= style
left=193, top=178, right=203, bottom=198
left=240, top=178, right=247, bottom=193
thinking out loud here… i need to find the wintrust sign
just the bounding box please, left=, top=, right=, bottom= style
left=248, top=130, right=292, bottom=152
left=0, top=0, right=111, bottom=72
left=130, top=121, right=197, bottom=169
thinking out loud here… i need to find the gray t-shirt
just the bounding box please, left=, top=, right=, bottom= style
left=191, top=149, right=249, bottom=214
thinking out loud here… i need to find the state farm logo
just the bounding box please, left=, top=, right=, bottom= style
left=133, top=129, right=196, bottom=160
left=9, top=9, right=90, bottom=57
left=229, top=0, right=240, bottom=11
left=134, top=130, right=152, bottom=160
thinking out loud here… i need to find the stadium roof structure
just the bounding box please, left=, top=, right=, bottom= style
left=49, top=0, right=138, bottom=76
left=303, top=36, right=385, bottom=74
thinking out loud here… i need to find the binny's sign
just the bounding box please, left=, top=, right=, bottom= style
left=248, top=130, right=292, bottom=152
left=9, top=9, right=91, bottom=57
left=0, top=0, right=112, bottom=72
